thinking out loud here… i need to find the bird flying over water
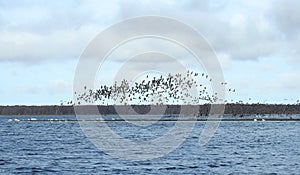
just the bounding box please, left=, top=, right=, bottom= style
left=75, top=70, right=236, bottom=105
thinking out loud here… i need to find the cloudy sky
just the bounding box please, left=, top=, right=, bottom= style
left=0, top=0, right=299, bottom=105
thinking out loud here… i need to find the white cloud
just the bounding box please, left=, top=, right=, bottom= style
left=0, top=0, right=298, bottom=64
left=217, top=53, right=233, bottom=70
left=114, top=0, right=281, bottom=61
left=271, top=0, right=300, bottom=37
left=0, top=0, right=120, bottom=62
left=0, top=25, right=99, bottom=61
left=269, top=0, right=300, bottom=65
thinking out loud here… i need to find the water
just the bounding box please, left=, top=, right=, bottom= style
left=0, top=116, right=299, bottom=174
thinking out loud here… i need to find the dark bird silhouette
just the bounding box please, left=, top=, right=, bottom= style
left=75, top=70, right=237, bottom=105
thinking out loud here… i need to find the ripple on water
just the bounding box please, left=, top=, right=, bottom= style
left=15, top=167, right=58, bottom=174
left=0, top=159, right=5, bottom=165
left=0, top=117, right=299, bottom=174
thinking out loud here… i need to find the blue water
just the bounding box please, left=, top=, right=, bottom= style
left=0, top=116, right=299, bottom=174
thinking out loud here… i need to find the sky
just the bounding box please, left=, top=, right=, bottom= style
left=0, top=0, right=299, bottom=105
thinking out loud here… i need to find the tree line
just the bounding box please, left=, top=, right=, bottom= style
left=0, top=104, right=300, bottom=116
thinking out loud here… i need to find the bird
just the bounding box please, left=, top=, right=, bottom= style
left=74, top=70, right=238, bottom=107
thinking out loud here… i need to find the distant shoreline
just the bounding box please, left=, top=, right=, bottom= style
left=4, top=117, right=300, bottom=122
left=1, top=104, right=300, bottom=116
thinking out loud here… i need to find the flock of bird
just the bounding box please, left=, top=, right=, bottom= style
left=74, top=70, right=236, bottom=105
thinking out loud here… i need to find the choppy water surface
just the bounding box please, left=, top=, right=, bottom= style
left=0, top=115, right=299, bottom=174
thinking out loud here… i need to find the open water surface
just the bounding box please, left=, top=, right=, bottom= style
left=0, top=115, right=299, bottom=174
